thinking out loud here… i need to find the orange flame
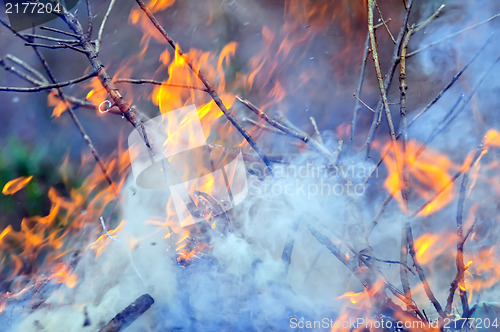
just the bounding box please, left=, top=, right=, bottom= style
left=47, top=90, right=67, bottom=118
left=2, top=175, right=33, bottom=195
left=382, top=140, right=457, bottom=215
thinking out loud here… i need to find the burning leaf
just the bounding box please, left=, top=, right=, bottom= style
left=2, top=175, right=33, bottom=195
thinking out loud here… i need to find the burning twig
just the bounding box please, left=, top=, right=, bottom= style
left=114, top=78, right=208, bottom=92
left=134, top=0, right=274, bottom=173
left=398, top=3, right=445, bottom=315
left=412, top=55, right=500, bottom=218
left=455, top=173, right=472, bottom=317
left=99, top=294, right=154, bottom=332
left=363, top=35, right=493, bottom=186
left=445, top=220, right=477, bottom=315
left=308, top=223, right=425, bottom=321
left=99, top=217, right=146, bottom=286
left=408, top=230, right=445, bottom=317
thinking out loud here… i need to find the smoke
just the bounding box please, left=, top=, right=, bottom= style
left=3, top=0, right=500, bottom=331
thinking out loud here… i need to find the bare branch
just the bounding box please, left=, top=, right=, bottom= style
left=114, top=78, right=208, bottom=91
left=350, top=33, right=370, bottom=151
left=408, top=13, right=500, bottom=58
left=40, top=26, right=80, bottom=38
left=236, top=96, right=335, bottom=163
left=5, top=54, right=49, bottom=84
left=367, top=0, right=399, bottom=146
left=353, top=93, right=374, bottom=113
left=364, top=0, right=414, bottom=158
left=0, top=58, right=45, bottom=86
left=374, top=0, right=396, bottom=44
left=96, top=0, right=117, bottom=53
left=0, top=72, right=97, bottom=92
left=22, top=33, right=80, bottom=44
left=32, top=46, right=116, bottom=193
left=134, top=0, right=274, bottom=173
left=363, top=35, right=493, bottom=186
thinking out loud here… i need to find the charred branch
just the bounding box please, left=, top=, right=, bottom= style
left=99, top=294, right=154, bottom=332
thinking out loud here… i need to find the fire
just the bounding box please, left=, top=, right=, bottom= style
left=484, top=129, right=500, bottom=147
left=338, top=291, right=364, bottom=305
left=382, top=140, right=457, bottom=215
left=51, top=263, right=78, bottom=288
left=88, top=220, right=126, bottom=258
left=413, top=233, right=457, bottom=265
left=0, top=144, right=129, bottom=302
left=2, top=175, right=33, bottom=195
left=47, top=90, right=67, bottom=118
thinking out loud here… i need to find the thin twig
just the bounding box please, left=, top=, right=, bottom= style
left=24, top=42, right=89, bottom=55
left=309, top=116, right=323, bottom=144
left=85, top=0, right=92, bottom=38
left=445, top=220, right=477, bottom=314
left=408, top=223, right=445, bottom=317
left=398, top=4, right=444, bottom=313
left=237, top=96, right=334, bottom=162
left=5, top=54, right=48, bottom=84
left=242, top=117, right=286, bottom=134
left=114, top=78, right=208, bottom=91
left=96, top=0, right=116, bottom=53
left=367, top=0, right=398, bottom=145
left=58, top=8, right=206, bottom=222
left=40, top=26, right=80, bottom=38
left=407, top=13, right=500, bottom=58
left=0, top=58, right=45, bottom=86
left=0, top=71, right=97, bottom=92
left=353, top=93, right=375, bottom=113
left=134, top=0, right=274, bottom=173
left=374, top=0, right=396, bottom=44
left=455, top=173, right=470, bottom=317
left=205, top=143, right=287, bottom=164
left=350, top=32, right=370, bottom=151
left=364, top=0, right=414, bottom=158
left=22, top=33, right=79, bottom=44
left=31, top=45, right=116, bottom=193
